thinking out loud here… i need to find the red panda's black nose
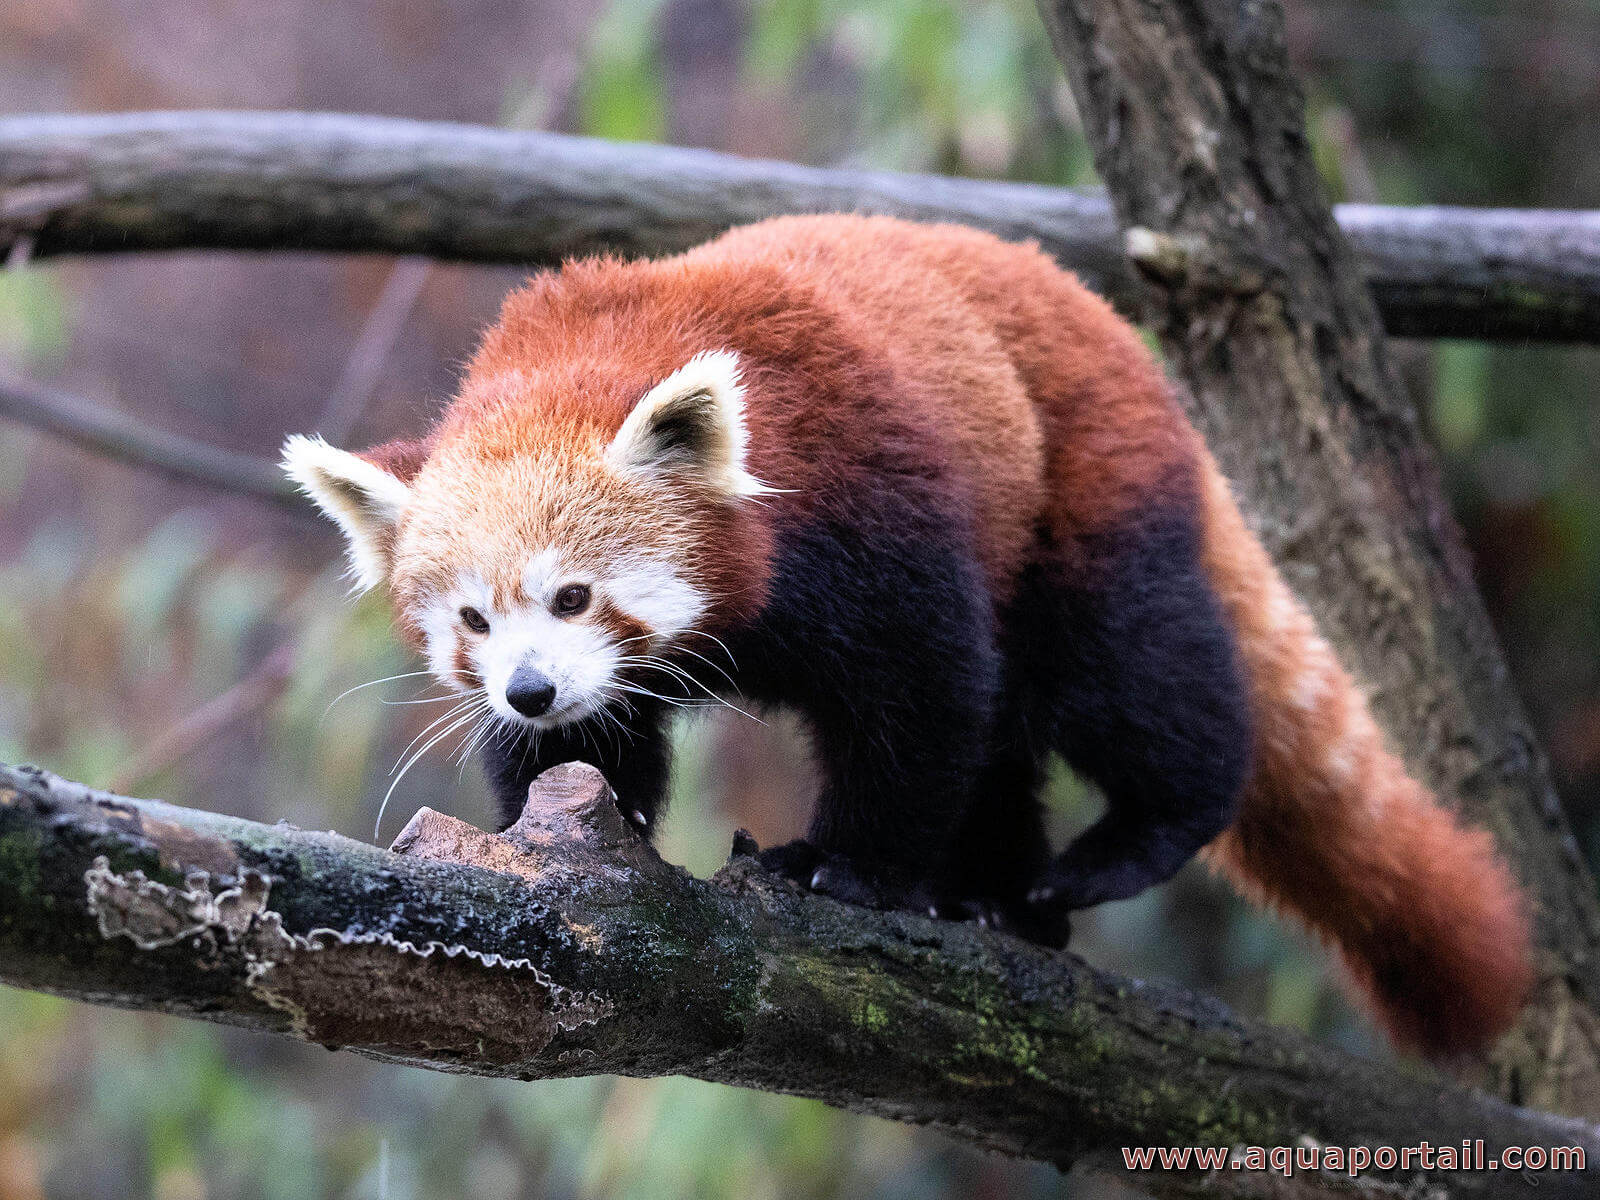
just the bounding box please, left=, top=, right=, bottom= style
left=506, top=667, right=557, bottom=718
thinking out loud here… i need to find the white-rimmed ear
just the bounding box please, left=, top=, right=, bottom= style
left=281, top=434, right=412, bottom=591
left=605, top=350, right=776, bottom=497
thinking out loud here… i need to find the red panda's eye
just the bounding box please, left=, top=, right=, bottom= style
left=553, top=584, right=591, bottom=617
left=459, top=606, right=490, bottom=633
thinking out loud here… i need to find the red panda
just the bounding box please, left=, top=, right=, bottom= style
left=283, top=213, right=1531, bottom=1057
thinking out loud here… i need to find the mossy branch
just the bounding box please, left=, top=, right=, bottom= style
left=0, top=760, right=1595, bottom=1199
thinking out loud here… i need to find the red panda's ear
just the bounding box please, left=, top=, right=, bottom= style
left=358, top=435, right=433, bottom=483
left=280, top=434, right=414, bottom=592
left=605, top=350, right=776, bottom=497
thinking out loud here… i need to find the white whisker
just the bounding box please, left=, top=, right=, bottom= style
left=375, top=704, right=484, bottom=840
left=381, top=691, right=475, bottom=706
left=454, top=712, right=502, bottom=780
left=387, top=697, right=483, bottom=772
left=614, top=654, right=765, bottom=726
left=665, top=644, right=739, bottom=692
left=322, top=670, right=440, bottom=718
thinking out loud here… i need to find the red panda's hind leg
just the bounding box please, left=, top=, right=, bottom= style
left=1021, top=504, right=1253, bottom=918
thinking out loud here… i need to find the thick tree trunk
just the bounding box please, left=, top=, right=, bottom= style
left=1, top=111, right=1597, bottom=342
left=1035, top=0, right=1600, bottom=1116
left=1, top=761, right=1595, bottom=1199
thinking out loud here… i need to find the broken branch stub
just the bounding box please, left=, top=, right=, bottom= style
left=390, top=762, right=666, bottom=886
left=499, top=760, right=658, bottom=867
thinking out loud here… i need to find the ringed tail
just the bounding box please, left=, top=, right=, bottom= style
left=1195, top=450, right=1533, bottom=1057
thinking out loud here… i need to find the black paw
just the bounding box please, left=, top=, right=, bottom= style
left=816, top=857, right=937, bottom=914
left=935, top=895, right=1014, bottom=930
left=1029, top=854, right=1161, bottom=912
left=937, top=895, right=1072, bottom=949
left=757, top=842, right=930, bottom=913
left=756, top=838, right=827, bottom=883
left=804, top=856, right=894, bottom=908
left=1026, top=862, right=1100, bottom=912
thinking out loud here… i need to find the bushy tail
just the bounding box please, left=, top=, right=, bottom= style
left=1195, top=454, right=1532, bottom=1056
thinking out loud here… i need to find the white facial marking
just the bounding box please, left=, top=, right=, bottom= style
left=522, top=547, right=564, bottom=603
left=418, top=571, right=493, bottom=689
left=418, top=547, right=714, bottom=733
left=474, top=603, right=616, bottom=728
left=607, top=556, right=707, bottom=636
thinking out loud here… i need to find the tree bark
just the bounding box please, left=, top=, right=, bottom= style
left=1035, top=0, right=1600, bottom=1116
left=1, top=110, right=1597, bottom=342
left=1, top=760, right=1596, bottom=1199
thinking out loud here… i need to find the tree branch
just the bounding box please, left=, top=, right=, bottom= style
left=1, top=760, right=1595, bottom=1199
left=1, top=110, right=1597, bottom=342
left=0, top=371, right=303, bottom=511
left=1035, top=0, right=1600, bottom=1115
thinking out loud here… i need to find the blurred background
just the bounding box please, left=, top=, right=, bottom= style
left=1, top=0, right=1598, bottom=1196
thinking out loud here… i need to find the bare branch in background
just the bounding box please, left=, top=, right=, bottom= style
left=1, top=760, right=1595, bottom=1200
left=107, top=641, right=298, bottom=794
left=0, top=371, right=305, bottom=511
left=0, top=111, right=1597, bottom=342
left=315, top=257, right=432, bottom=445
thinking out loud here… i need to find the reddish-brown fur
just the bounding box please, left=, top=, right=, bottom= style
left=373, top=214, right=1530, bottom=1054
left=1194, top=460, right=1533, bottom=1053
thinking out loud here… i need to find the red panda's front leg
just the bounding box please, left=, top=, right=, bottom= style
left=482, top=698, right=673, bottom=834
left=738, top=506, right=1003, bottom=912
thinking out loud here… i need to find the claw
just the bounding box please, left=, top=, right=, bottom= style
left=756, top=839, right=826, bottom=885
left=630, top=810, right=649, bottom=828
left=810, top=868, right=827, bottom=891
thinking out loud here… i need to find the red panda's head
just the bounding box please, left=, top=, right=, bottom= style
left=282, top=349, right=774, bottom=731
